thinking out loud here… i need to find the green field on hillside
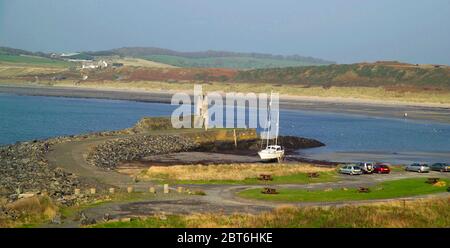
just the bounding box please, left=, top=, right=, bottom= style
left=143, top=55, right=328, bottom=69
left=0, top=54, right=72, bottom=67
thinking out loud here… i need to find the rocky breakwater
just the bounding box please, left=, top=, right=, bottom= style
left=194, top=134, right=325, bottom=155
left=0, top=140, right=86, bottom=205
left=86, top=135, right=199, bottom=169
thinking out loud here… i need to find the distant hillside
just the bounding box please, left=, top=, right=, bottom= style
left=0, top=47, right=71, bottom=67
left=87, top=47, right=335, bottom=69
left=0, top=46, right=50, bottom=58
left=140, top=55, right=323, bottom=69
left=1, top=46, right=335, bottom=69
left=235, top=62, right=450, bottom=89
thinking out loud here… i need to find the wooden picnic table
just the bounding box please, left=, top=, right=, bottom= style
left=261, top=187, right=278, bottom=194
left=426, top=178, right=440, bottom=184
left=258, top=174, right=273, bottom=181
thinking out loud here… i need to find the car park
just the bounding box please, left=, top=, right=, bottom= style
left=430, top=163, right=450, bottom=172
left=373, top=163, right=391, bottom=174
left=339, top=165, right=363, bottom=175
left=405, top=163, right=430, bottom=173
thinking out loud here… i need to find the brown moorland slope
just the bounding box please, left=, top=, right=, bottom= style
left=235, top=61, right=450, bottom=89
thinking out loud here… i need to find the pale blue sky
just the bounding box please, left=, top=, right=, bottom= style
left=1, top=0, right=449, bottom=64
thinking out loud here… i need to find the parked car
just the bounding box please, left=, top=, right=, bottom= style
left=339, top=165, right=363, bottom=175
left=373, top=163, right=391, bottom=174
left=430, top=163, right=450, bottom=172
left=356, top=162, right=374, bottom=174
left=405, top=163, right=430, bottom=173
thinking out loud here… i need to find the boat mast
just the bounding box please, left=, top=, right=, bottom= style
left=275, top=110, right=279, bottom=146
left=265, top=91, right=273, bottom=148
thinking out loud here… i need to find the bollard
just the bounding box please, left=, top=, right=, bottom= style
left=177, top=187, right=184, bottom=193
left=149, top=187, right=156, bottom=194
left=74, top=188, right=81, bottom=195
left=163, top=184, right=169, bottom=194
left=109, top=188, right=115, bottom=194
left=90, top=188, right=96, bottom=195
left=127, top=186, right=134, bottom=193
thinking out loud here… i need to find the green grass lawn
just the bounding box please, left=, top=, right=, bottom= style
left=0, top=54, right=72, bottom=67
left=238, top=178, right=449, bottom=202
left=158, top=171, right=338, bottom=185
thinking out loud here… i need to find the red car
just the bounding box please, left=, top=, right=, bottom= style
left=373, top=164, right=391, bottom=174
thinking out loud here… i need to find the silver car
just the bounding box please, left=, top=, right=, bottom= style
left=339, top=165, right=363, bottom=175
left=405, top=163, right=430, bottom=173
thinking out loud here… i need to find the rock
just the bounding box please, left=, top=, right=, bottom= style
left=127, top=186, right=133, bottom=193
left=103, top=213, right=111, bottom=222
left=18, top=193, right=35, bottom=199
left=0, top=141, right=89, bottom=206
left=195, top=135, right=324, bottom=154
left=120, top=217, right=132, bottom=222
left=51, top=214, right=62, bottom=225
left=81, top=218, right=97, bottom=226
left=86, top=135, right=199, bottom=169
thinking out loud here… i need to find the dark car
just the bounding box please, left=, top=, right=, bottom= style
left=430, top=163, right=450, bottom=172
left=373, top=164, right=391, bottom=174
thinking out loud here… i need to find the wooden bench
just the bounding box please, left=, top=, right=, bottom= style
left=358, top=187, right=370, bottom=193
left=426, top=178, right=440, bottom=184
left=258, top=174, right=273, bottom=181
left=261, top=187, right=278, bottom=194
left=308, top=172, right=320, bottom=178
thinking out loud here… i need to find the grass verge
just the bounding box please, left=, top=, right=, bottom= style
left=138, top=163, right=338, bottom=185
left=237, top=178, right=449, bottom=202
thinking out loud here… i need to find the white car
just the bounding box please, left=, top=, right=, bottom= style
left=357, top=162, right=374, bottom=174
left=339, top=165, right=363, bottom=175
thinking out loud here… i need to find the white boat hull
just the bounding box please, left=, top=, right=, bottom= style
left=258, top=150, right=285, bottom=161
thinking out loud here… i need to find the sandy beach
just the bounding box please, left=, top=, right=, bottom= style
left=1, top=83, right=450, bottom=124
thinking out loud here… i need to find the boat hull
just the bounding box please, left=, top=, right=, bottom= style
left=258, top=150, right=285, bottom=161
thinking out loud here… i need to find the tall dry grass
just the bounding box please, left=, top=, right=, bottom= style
left=1, top=195, right=58, bottom=227
left=181, top=197, right=450, bottom=228
left=140, top=163, right=334, bottom=181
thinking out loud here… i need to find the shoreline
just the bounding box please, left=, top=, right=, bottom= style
left=1, top=83, right=450, bottom=124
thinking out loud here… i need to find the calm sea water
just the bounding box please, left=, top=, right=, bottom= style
left=1, top=93, right=449, bottom=163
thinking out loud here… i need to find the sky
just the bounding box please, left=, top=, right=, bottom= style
left=0, top=0, right=449, bottom=64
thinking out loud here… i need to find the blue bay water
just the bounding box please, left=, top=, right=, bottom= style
left=0, top=93, right=175, bottom=145
left=1, top=93, right=449, bottom=163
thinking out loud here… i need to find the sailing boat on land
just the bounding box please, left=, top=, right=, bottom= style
left=258, top=92, right=284, bottom=161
